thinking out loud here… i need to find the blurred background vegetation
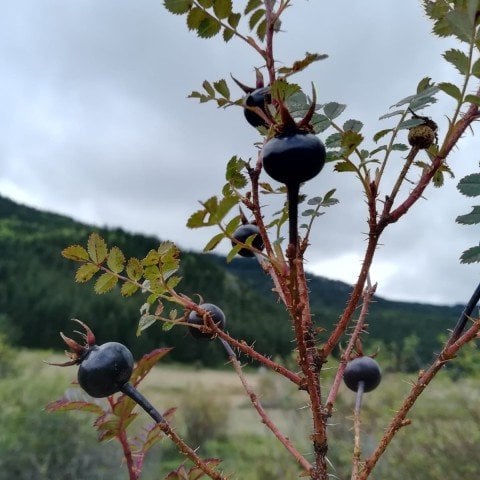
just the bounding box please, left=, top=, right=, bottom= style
left=1, top=194, right=479, bottom=478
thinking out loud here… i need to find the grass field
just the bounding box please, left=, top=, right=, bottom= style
left=3, top=349, right=480, bottom=479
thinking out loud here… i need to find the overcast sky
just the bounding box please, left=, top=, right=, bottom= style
left=1, top=0, right=479, bottom=306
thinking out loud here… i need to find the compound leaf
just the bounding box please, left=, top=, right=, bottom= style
left=164, top=0, right=192, bottom=15
left=62, top=245, right=89, bottom=262
left=75, top=263, right=100, bottom=283
left=458, top=173, right=480, bottom=197
left=94, top=273, right=118, bottom=294
left=87, top=233, right=108, bottom=264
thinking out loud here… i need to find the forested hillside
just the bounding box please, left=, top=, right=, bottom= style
left=0, top=194, right=463, bottom=368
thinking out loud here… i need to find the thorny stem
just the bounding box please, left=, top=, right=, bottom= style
left=351, top=381, right=365, bottom=480
left=120, top=383, right=227, bottom=480
left=325, top=284, right=377, bottom=414
left=111, top=395, right=139, bottom=480
left=358, top=315, right=480, bottom=480
left=287, top=244, right=327, bottom=479
left=287, top=182, right=300, bottom=249
left=323, top=94, right=480, bottom=361
left=229, top=354, right=313, bottom=474
left=382, top=146, right=420, bottom=215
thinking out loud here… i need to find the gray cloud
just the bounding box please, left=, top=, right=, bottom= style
left=1, top=0, right=479, bottom=305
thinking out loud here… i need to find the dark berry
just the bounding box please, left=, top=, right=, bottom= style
left=51, top=320, right=134, bottom=398
left=78, top=342, right=134, bottom=398
left=262, top=133, right=326, bottom=185
left=343, top=356, right=381, bottom=393
left=244, top=87, right=270, bottom=128
left=231, top=224, right=264, bottom=257
left=188, top=303, right=226, bottom=340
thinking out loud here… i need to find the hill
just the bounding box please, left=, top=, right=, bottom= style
left=0, top=194, right=463, bottom=367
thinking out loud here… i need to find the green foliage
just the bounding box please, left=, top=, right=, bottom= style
left=0, top=366, right=120, bottom=479
left=47, top=348, right=171, bottom=469
left=178, top=384, right=230, bottom=445
left=456, top=170, right=480, bottom=262
left=0, top=194, right=464, bottom=369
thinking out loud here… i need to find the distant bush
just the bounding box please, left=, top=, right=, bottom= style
left=0, top=370, right=121, bottom=480
left=178, top=383, right=230, bottom=446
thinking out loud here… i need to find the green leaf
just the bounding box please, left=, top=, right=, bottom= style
left=334, top=161, right=356, bottom=173
left=62, top=245, right=89, bottom=262
left=213, top=0, right=232, bottom=19
left=203, top=232, right=226, bottom=252
left=245, top=0, right=262, bottom=15
left=369, top=145, right=387, bottom=156
left=126, top=257, right=143, bottom=281
left=460, top=245, right=480, bottom=264
left=324, top=102, right=346, bottom=119
left=391, top=143, right=409, bottom=151
left=202, top=80, right=215, bottom=96
left=278, top=52, right=329, bottom=76
left=307, top=196, right=322, bottom=206
left=223, top=27, right=235, bottom=42
left=399, top=118, right=425, bottom=130
left=213, top=79, right=230, bottom=98
left=228, top=12, right=241, bottom=28
left=136, top=315, right=157, bottom=336
left=438, top=82, right=462, bottom=101
left=443, top=48, right=469, bottom=75
left=325, top=132, right=342, bottom=149
left=94, top=273, right=118, bottom=294
left=130, top=348, right=172, bottom=387
left=343, top=119, right=363, bottom=133
left=379, top=109, right=404, bottom=120
left=458, top=173, right=480, bottom=197
left=187, top=208, right=208, bottom=228
left=456, top=206, right=480, bottom=225
left=464, top=94, right=480, bottom=106
left=322, top=189, right=339, bottom=207
left=87, top=233, right=108, bottom=264
left=163, top=0, right=192, bottom=15
left=107, top=247, right=125, bottom=273
left=225, top=215, right=241, bottom=235
left=225, top=155, right=247, bottom=188
left=121, top=282, right=139, bottom=297
left=472, top=57, right=480, bottom=78
left=341, top=131, right=363, bottom=156
left=75, top=263, right=100, bottom=283
left=197, top=16, right=221, bottom=38
left=45, top=399, right=105, bottom=415
left=373, top=129, right=393, bottom=143
left=226, top=244, right=243, bottom=262
left=270, top=79, right=301, bottom=102
left=166, top=275, right=182, bottom=290
left=187, top=7, right=208, bottom=30
left=256, top=18, right=267, bottom=41
left=445, top=9, right=474, bottom=42
left=417, top=76, right=434, bottom=93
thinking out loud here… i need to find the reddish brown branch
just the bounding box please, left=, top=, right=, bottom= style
left=325, top=283, right=377, bottom=414
left=230, top=355, right=313, bottom=474
left=358, top=318, right=480, bottom=479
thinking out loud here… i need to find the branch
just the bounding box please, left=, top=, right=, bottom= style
left=230, top=355, right=313, bottom=475
left=325, top=283, right=377, bottom=414
left=358, top=316, right=480, bottom=479
left=121, top=383, right=227, bottom=480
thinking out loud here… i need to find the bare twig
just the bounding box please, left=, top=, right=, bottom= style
left=358, top=316, right=480, bottom=479
left=229, top=355, right=313, bottom=475
left=325, top=283, right=377, bottom=414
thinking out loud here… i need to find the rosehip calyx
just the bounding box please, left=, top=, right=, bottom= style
left=51, top=319, right=134, bottom=398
